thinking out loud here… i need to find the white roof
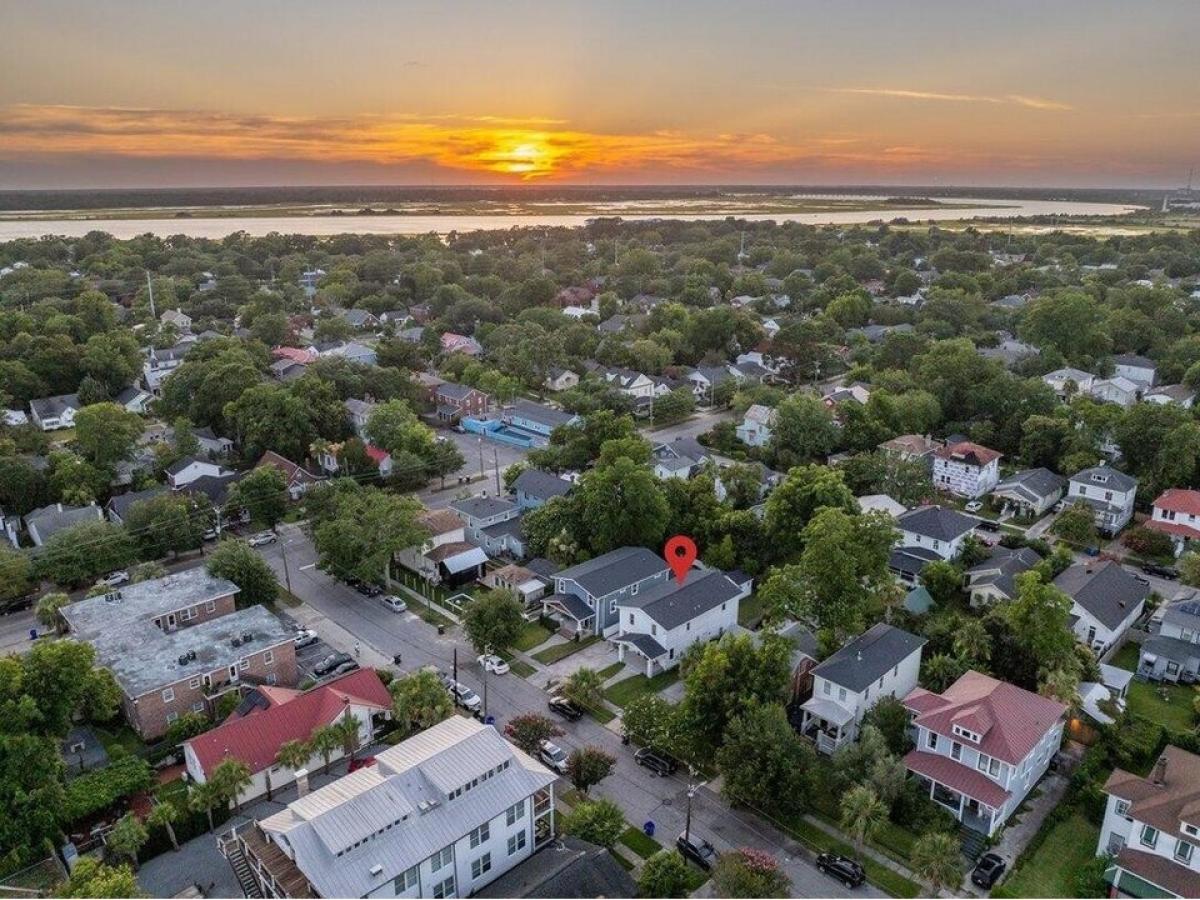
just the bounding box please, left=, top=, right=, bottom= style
left=443, top=546, right=489, bottom=574
left=857, top=494, right=907, bottom=518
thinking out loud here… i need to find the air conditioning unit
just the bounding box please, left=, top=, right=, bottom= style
left=177, top=654, right=190, bottom=666
left=369, top=865, right=383, bottom=877
left=231, top=637, right=242, bottom=647
left=241, top=631, right=253, bottom=643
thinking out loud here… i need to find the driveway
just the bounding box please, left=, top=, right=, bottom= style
left=539, top=637, right=622, bottom=683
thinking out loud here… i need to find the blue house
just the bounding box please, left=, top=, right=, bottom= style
left=543, top=547, right=669, bottom=637
left=502, top=401, right=579, bottom=440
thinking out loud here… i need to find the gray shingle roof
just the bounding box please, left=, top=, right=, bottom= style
left=555, top=547, right=667, bottom=597
left=106, top=486, right=168, bottom=521
left=966, top=546, right=1042, bottom=598
left=29, top=393, right=80, bottom=419
left=994, top=468, right=1067, bottom=503
left=451, top=495, right=518, bottom=521
left=619, top=569, right=742, bottom=629
left=25, top=502, right=101, bottom=541
left=513, top=468, right=573, bottom=501
left=1053, top=561, right=1150, bottom=630
left=1070, top=466, right=1138, bottom=494
left=475, top=836, right=636, bottom=899
left=897, top=505, right=977, bottom=542
left=812, top=623, right=926, bottom=692
left=506, top=400, right=576, bottom=430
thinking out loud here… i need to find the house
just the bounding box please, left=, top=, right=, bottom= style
left=271, top=359, right=308, bottom=382
left=1146, top=384, right=1196, bottom=408
left=256, top=451, right=323, bottom=499
left=991, top=468, right=1067, bottom=517
left=435, top=383, right=491, bottom=422
left=799, top=623, right=926, bottom=754
left=29, top=393, right=80, bottom=430
left=502, top=401, right=579, bottom=442
left=475, top=835, right=635, bottom=899
left=1090, top=375, right=1141, bottom=407
left=932, top=441, right=1001, bottom=498
left=512, top=469, right=572, bottom=511
left=1042, top=367, right=1095, bottom=397
left=685, top=365, right=738, bottom=402
left=166, top=456, right=231, bottom=490
left=115, top=385, right=153, bottom=415
left=395, top=508, right=487, bottom=588
left=181, top=471, right=247, bottom=514
left=1114, top=353, right=1158, bottom=388
left=441, top=332, right=483, bottom=356
left=1139, top=589, right=1200, bottom=683
left=143, top=343, right=191, bottom=392
left=299, top=269, right=325, bottom=295
left=344, top=398, right=377, bottom=437
left=823, top=383, right=871, bottom=409
left=544, top=367, right=579, bottom=392
left=192, top=426, right=234, bottom=459
left=160, top=308, right=193, bottom=331
left=857, top=494, right=908, bottom=519
left=613, top=570, right=748, bottom=676
left=319, top=340, right=377, bottom=367
left=903, top=671, right=1066, bottom=837
left=24, top=502, right=102, bottom=546
left=979, top=337, right=1038, bottom=368
left=543, top=547, right=670, bottom=638
left=60, top=568, right=297, bottom=739
left=964, top=547, right=1042, bottom=606
left=1067, top=465, right=1138, bottom=535
left=896, top=505, right=976, bottom=560
left=3, top=409, right=28, bottom=427
left=365, top=444, right=393, bottom=476
left=413, top=371, right=447, bottom=402
left=337, top=308, right=379, bottom=330
left=183, top=669, right=392, bottom=806
left=226, top=717, right=557, bottom=900
left=596, top=314, right=630, bottom=335
left=651, top=437, right=711, bottom=480
left=483, top=564, right=547, bottom=607
left=736, top=405, right=777, bottom=448
left=1054, top=560, right=1150, bottom=654
left=1148, top=488, right=1200, bottom=555
left=452, top=495, right=520, bottom=543
left=106, top=486, right=168, bottom=526
left=879, top=434, right=941, bottom=466
left=1098, top=746, right=1200, bottom=898
left=597, top=367, right=656, bottom=399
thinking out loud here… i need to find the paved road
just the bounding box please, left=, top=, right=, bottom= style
left=642, top=408, right=737, bottom=444
left=256, top=524, right=882, bottom=897
left=415, top=429, right=531, bottom=510
left=0, top=607, right=37, bottom=655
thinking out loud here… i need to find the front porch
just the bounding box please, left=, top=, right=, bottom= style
left=798, top=697, right=855, bottom=755
left=904, top=750, right=1011, bottom=837
left=612, top=632, right=668, bottom=678
left=541, top=593, right=596, bottom=639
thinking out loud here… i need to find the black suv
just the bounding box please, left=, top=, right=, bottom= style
left=548, top=695, right=583, bottom=721
left=1143, top=563, right=1180, bottom=580
left=634, top=747, right=677, bottom=776
left=816, top=853, right=866, bottom=888
left=971, top=853, right=1007, bottom=889
left=676, top=833, right=718, bottom=870
left=313, top=652, right=353, bottom=677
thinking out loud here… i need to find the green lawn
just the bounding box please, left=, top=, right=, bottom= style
left=604, top=669, right=681, bottom=707
left=597, top=662, right=626, bottom=680
left=589, top=704, right=616, bottom=724
left=994, top=812, right=1100, bottom=898
left=513, top=621, right=553, bottom=653
left=738, top=591, right=767, bottom=628
left=532, top=634, right=601, bottom=664
left=94, top=724, right=144, bottom=757
left=787, top=818, right=921, bottom=898
left=618, top=826, right=662, bottom=859
left=507, top=658, right=537, bottom=679
left=1109, top=643, right=1197, bottom=733
left=410, top=601, right=455, bottom=630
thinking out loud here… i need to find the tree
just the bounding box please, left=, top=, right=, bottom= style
left=711, top=847, right=791, bottom=898
left=621, top=694, right=683, bottom=754
left=426, top=439, right=466, bottom=490
left=575, top=456, right=669, bottom=554
left=832, top=725, right=906, bottom=805
left=276, top=738, right=312, bottom=774
left=840, top=784, right=886, bottom=860
left=716, top=703, right=815, bottom=821
left=124, top=493, right=204, bottom=560
left=60, top=858, right=141, bottom=899
left=561, top=797, right=625, bottom=848
left=1053, top=501, right=1098, bottom=547
left=952, top=618, right=991, bottom=668
left=0, top=544, right=34, bottom=604
left=107, top=813, right=148, bottom=869
left=911, top=831, right=964, bottom=894
left=3, top=638, right=120, bottom=736
left=770, top=394, right=839, bottom=467
left=81, top=331, right=142, bottom=394
left=503, top=713, right=563, bottom=756
left=206, top=540, right=279, bottom=606
left=462, top=589, right=525, bottom=654
left=922, top=653, right=965, bottom=693
left=366, top=399, right=437, bottom=461
left=562, top=667, right=607, bottom=715
left=390, top=669, right=454, bottom=737
left=146, top=801, right=180, bottom=852
left=860, top=696, right=912, bottom=756
left=638, top=850, right=693, bottom=899
left=224, top=383, right=316, bottom=463
left=761, top=464, right=857, bottom=560
left=309, top=724, right=342, bottom=774
left=73, top=403, right=144, bottom=468
left=1181, top=551, right=1200, bottom=588
left=211, top=757, right=253, bottom=812
left=311, top=484, right=426, bottom=582
left=565, top=746, right=616, bottom=794
left=35, top=520, right=137, bottom=588
left=1005, top=571, right=1077, bottom=674
left=35, top=591, right=71, bottom=630
left=226, top=466, right=288, bottom=528
left=920, top=560, right=962, bottom=607
left=189, top=780, right=222, bottom=833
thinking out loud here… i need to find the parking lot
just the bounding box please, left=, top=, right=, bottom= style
left=274, top=608, right=352, bottom=682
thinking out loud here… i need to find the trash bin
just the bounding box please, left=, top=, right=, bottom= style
left=28, top=628, right=37, bottom=641
left=643, top=821, right=655, bottom=838
left=437, top=625, right=445, bottom=636
left=484, top=715, right=495, bottom=725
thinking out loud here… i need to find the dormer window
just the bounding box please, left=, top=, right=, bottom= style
left=1091, top=474, right=1107, bottom=484
left=952, top=725, right=980, bottom=743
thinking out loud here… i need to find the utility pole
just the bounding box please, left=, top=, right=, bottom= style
left=453, top=646, right=458, bottom=688
left=278, top=525, right=293, bottom=596
left=684, top=766, right=707, bottom=845
left=145, top=271, right=157, bottom=320
left=477, top=439, right=485, bottom=483
left=482, top=660, right=489, bottom=720
left=493, top=448, right=501, bottom=495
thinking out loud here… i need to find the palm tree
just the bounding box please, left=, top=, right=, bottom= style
left=211, top=758, right=253, bottom=813
left=107, top=813, right=148, bottom=870
left=146, top=802, right=180, bottom=852
left=275, top=739, right=312, bottom=799
left=911, top=831, right=964, bottom=896
left=391, top=670, right=454, bottom=737
left=951, top=618, right=990, bottom=667
left=332, top=713, right=363, bottom=765
left=562, top=667, right=606, bottom=714
left=308, top=725, right=341, bottom=775
left=1039, top=666, right=1081, bottom=712
left=839, top=785, right=886, bottom=861
left=189, top=780, right=221, bottom=833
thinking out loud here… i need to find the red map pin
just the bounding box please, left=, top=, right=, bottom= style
left=664, top=535, right=698, bottom=584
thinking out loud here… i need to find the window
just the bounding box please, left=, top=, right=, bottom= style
left=1141, top=825, right=1159, bottom=848
left=951, top=741, right=962, bottom=761
left=838, top=687, right=847, bottom=702
left=393, top=866, right=418, bottom=893
left=471, top=853, right=492, bottom=880
left=507, top=831, right=527, bottom=855
left=1114, top=799, right=1131, bottom=819
left=431, top=875, right=455, bottom=899
left=162, top=687, right=175, bottom=702
left=631, top=583, right=639, bottom=595
left=926, top=731, right=938, bottom=750
left=206, top=600, right=216, bottom=613
left=628, top=614, right=634, bottom=625
left=506, top=800, right=524, bottom=826
left=238, top=658, right=249, bottom=671
left=192, top=701, right=205, bottom=713
left=823, top=681, right=831, bottom=696
left=650, top=624, right=657, bottom=636
left=263, top=650, right=274, bottom=665
left=165, top=711, right=179, bottom=724
left=431, top=847, right=453, bottom=872
left=469, top=823, right=490, bottom=848
left=1175, top=840, right=1194, bottom=864
left=609, top=599, right=616, bottom=614
left=189, top=677, right=201, bottom=689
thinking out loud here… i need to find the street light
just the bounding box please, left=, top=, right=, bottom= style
left=684, top=765, right=708, bottom=845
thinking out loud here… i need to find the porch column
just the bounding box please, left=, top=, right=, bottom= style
left=645, top=657, right=653, bottom=678
left=617, top=643, right=626, bottom=663
left=957, top=792, right=965, bottom=820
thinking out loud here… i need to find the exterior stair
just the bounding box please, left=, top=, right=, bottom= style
left=224, top=837, right=264, bottom=898
left=959, top=824, right=988, bottom=862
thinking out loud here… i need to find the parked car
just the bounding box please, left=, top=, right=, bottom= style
left=477, top=654, right=510, bottom=675
left=453, top=682, right=482, bottom=712
left=1143, top=563, right=1180, bottom=580
left=538, top=739, right=569, bottom=774
left=379, top=594, right=407, bottom=613
left=971, top=853, right=1007, bottom=889
left=634, top=747, right=677, bottom=776
left=975, top=519, right=1000, bottom=533
left=97, top=571, right=130, bottom=587
left=965, top=500, right=983, bottom=513
left=313, top=652, right=353, bottom=677
left=816, top=853, right=865, bottom=888
left=328, top=660, right=360, bottom=678
left=247, top=531, right=277, bottom=547
left=676, top=833, right=718, bottom=870
left=352, top=580, right=383, bottom=597
left=293, top=629, right=319, bottom=648
left=548, top=695, right=583, bottom=721
left=202, top=528, right=218, bottom=541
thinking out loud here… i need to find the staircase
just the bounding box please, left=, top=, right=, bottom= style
left=222, top=836, right=264, bottom=898
left=958, top=824, right=988, bottom=862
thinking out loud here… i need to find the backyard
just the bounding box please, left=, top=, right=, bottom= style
left=1110, top=643, right=1198, bottom=734
left=993, top=811, right=1100, bottom=898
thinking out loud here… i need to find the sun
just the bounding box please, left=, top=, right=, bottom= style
left=471, top=133, right=563, bottom=178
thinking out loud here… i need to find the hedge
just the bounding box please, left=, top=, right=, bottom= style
left=61, top=755, right=154, bottom=823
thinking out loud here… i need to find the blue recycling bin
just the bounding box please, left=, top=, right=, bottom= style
left=28, top=628, right=37, bottom=641
left=484, top=715, right=495, bottom=725
left=643, top=821, right=655, bottom=838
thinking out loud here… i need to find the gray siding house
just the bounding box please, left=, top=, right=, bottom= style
left=543, top=547, right=669, bottom=637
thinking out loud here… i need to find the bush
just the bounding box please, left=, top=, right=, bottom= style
left=561, top=798, right=625, bottom=848
left=61, top=755, right=154, bottom=823
left=891, top=779, right=957, bottom=835
left=1122, top=526, right=1175, bottom=561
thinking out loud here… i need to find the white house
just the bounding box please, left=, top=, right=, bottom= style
left=29, top=393, right=80, bottom=431
left=1147, top=488, right=1200, bottom=555
left=160, top=308, right=193, bottom=332
left=543, top=547, right=669, bottom=638
left=1145, top=384, right=1196, bottom=409
left=1139, top=589, right=1200, bottom=683
left=932, top=441, right=1001, bottom=499
left=1067, top=465, right=1138, bottom=535
left=544, top=367, right=579, bottom=393
left=115, top=386, right=153, bottom=415
left=1054, top=560, right=1150, bottom=655
left=1114, top=353, right=1158, bottom=389
left=903, top=671, right=1065, bottom=837
left=991, top=468, right=1066, bottom=518
left=964, top=546, right=1042, bottom=606
left=613, top=569, right=747, bottom=676
left=143, top=344, right=191, bottom=392
left=225, top=717, right=557, bottom=900
left=1043, top=367, right=1095, bottom=397
left=1090, top=375, right=1141, bottom=407
left=799, top=624, right=925, bottom=754
left=597, top=367, right=656, bottom=399
left=166, top=456, right=231, bottom=490
left=736, top=404, right=777, bottom=448
left=896, top=505, right=977, bottom=560
left=1098, top=746, right=1200, bottom=898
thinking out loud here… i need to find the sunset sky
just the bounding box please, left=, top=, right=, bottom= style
left=1, top=0, right=1197, bottom=189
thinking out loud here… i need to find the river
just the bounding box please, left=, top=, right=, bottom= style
left=0, top=196, right=1141, bottom=240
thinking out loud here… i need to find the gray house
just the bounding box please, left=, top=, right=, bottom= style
left=25, top=502, right=103, bottom=546
left=992, top=468, right=1067, bottom=517
left=543, top=547, right=669, bottom=637
left=512, top=468, right=573, bottom=511
left=1141, top=589, right=1200, bottom=682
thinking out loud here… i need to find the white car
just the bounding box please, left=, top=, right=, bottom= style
left=247, top=531, right=277, bottom=547
left=453, top=682, right=482, bottom=712
left=538, top=739, right=569, bottom=775
left=477, top=654, right=510, bottom=675
left=98, top=571, right=129, bottom=587
left=293, top=629, right=319, bottom=648
left=964, top=501, right=984, bottom=513
left=379, top=594, right=408, bottom=613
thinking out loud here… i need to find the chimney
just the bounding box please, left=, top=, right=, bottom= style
left=295, top=767, right=310, bottom=797
left=1153, top=755, right=1168, bottom=786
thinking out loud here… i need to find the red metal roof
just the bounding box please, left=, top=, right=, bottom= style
left=272, top=346, right=317, bottom=364
left=1154, top=488, right=1200, bottom=517
left=185, top=669, right=391, bottom=778
left=1146, top=518, right=1200, bottom=540
left=903, top=750, right=1011, bottom=809
left=933, top=441, right=1002, bottom=467
left=364, top=444, right=390, bottom=465
left=903, top=670, right=1065, bottom=765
